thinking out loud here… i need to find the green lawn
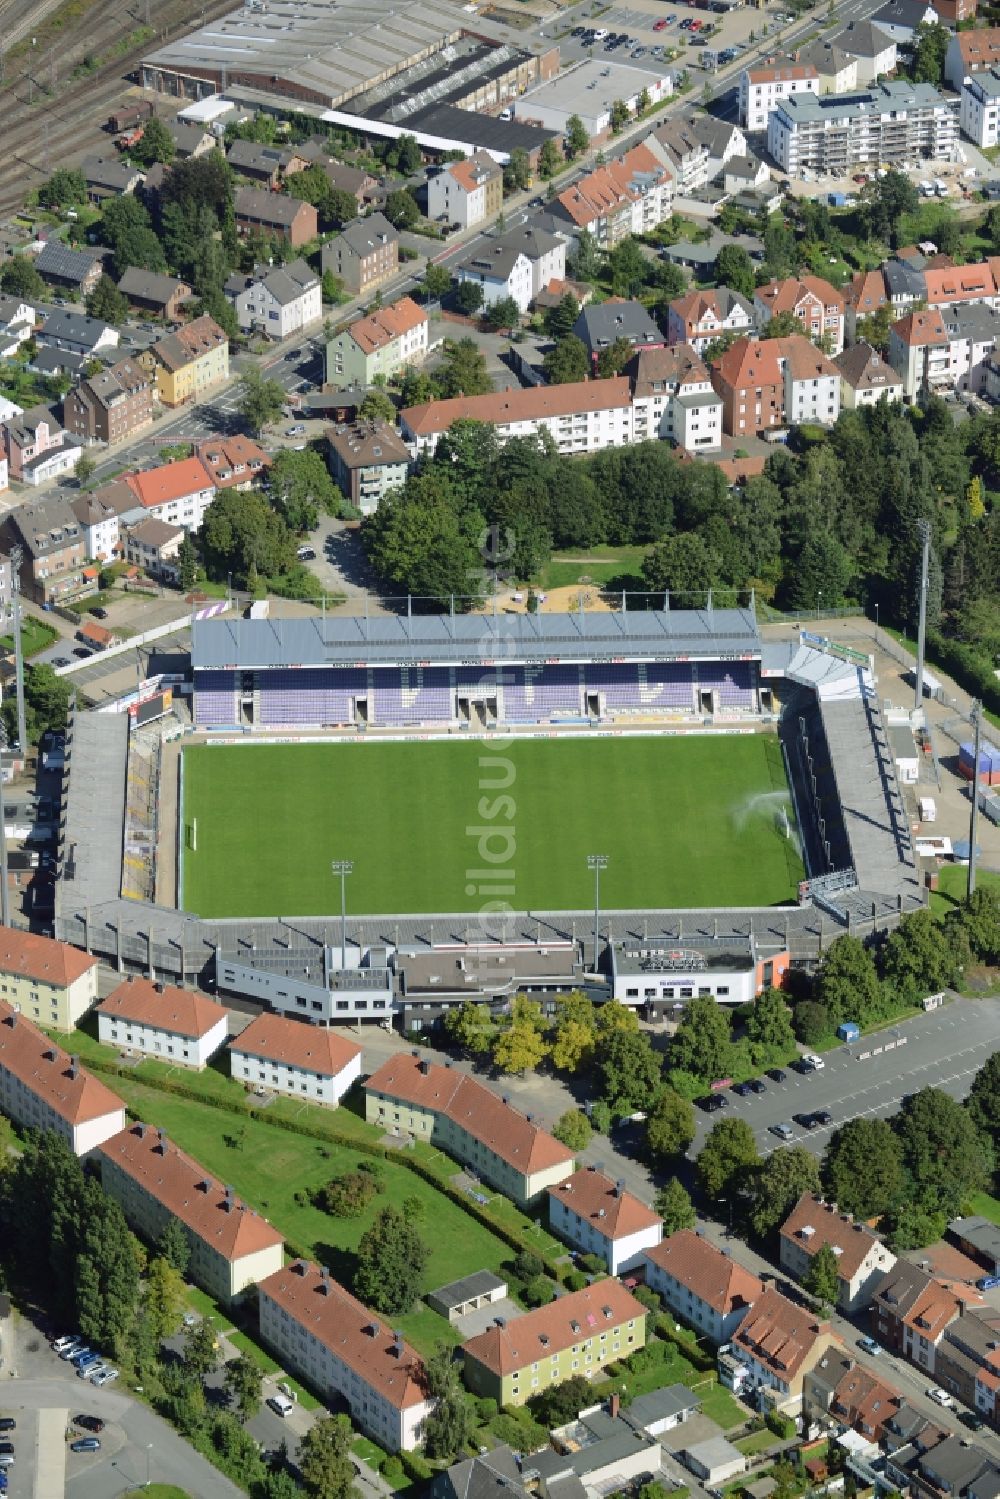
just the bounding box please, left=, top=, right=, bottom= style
left=0, top=616, right=58, bottom=659
left=540, top=546, right=649, bottom=590
left=182, top=735, right=803, bottom=917
left=930, top=864, right=1000, bottom=916
left=967, top=1190, right=1000, bottom=1226
left=737, top=1429, right=778, bottom=1455
left=697, top=1381, right=748, bottom=1431
left=105, top=1077, right=514, bottom=1354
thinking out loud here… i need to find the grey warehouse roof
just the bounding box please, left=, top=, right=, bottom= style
left=191, top=607, right=762, bottom=670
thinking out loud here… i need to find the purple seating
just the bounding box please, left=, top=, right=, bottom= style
left=699, top=661, right=757, bottom=710
left=502, top=664, right=581, bottom=720
left=257, top=669, right=365, bottom=726
left=195, top=671, right=238, bottom=726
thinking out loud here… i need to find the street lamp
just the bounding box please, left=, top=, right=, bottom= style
left=586, top=854, right=608, bottom=974
left=145, top=1441, right=153, bottom=1487
left=331, top=859, right=353, bottom=970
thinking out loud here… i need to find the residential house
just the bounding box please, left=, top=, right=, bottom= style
left=946, top=26, right=1000, bottom=90
left=710, top=334, right=841, bottom=437
left=401, top=378, right=636, bottom=459
left=96, top=976, right=228, bottom=1069
left=0, top=1002, right=124, bottom=1155
left=803, top=1349, right=903, bottom=1443
left=77, top=618, right=117, bottom=651
left=194, top=435, right=270, bottom=491
left=125, top=455, right=216, bottom=531
left=936, top=1308, right=1000, bottom=1425
left=870, top=0, right=938, bottom=44
left=667, top=288, right=757, bottom=353
left=888, top=306, right=953, bottom=399
left=643, top=1229, right=762, bottom=1343
left=122, top=517, right=184, bottom=581
left=96, top=1122, right=284, bottom=1302
left=33, top=241, right=103, bottom=296
left=886, top=251, right=928, bottom=312
left=225, top=258, right=322, bottom=339
left=949, top=1217, right=1000, bottom=1277
left=941, top=303, right=1000, bottom=393
left=688, top=116, right=749, bottom=177
left=832, top=19, right=898, bottom=83
left=724, top=1285, right=841, bottom=1414
left=933, top=0, right=977, bottom=22
left=70, top=478, right=135, bottom=561
left=0, top=295, right=35, bottom=358
left=835, top=341, right=905, bottom=407
left=321, top=213, right=399, bottom=297
left=327, top=420, right=411, bottom=516
left=28, top=346, right=85, bottom=381
left=779, top=1194, right=896, bottom=1314
left=293, top=144, right=377, bottom=204
left=2, top=407, right=81, bottom=487
left=142, top=314, right=229, bottom=406
left=37, top=308, right=119, bottom=359
left=531, top=1408, right=665, bottom=1491
left=554, top=143, right=672, bottom=248
left=117, top=267, right=192, bottom=320
left=795, top=37, right=859, bottom=93
left=167, top=121, right=214, bottom=159
left=229, top=1011, right=363, bottom=1107
left=455, top=225, right=566, bottom=313
left=431, top=1448, right=526, bottom=1499
left=547, top=1165, right=662, bottom=1275
left=845, top=268, right=890, bottom=342
left=0, top=927, right=98, bottom=1031
left=461, top=1280, right=647, bottom=1406
left=0, top=459, right=7, bottom=494
left=80, top=156, right=144, bottom=203
left=573, top=300, right=664, bottom=370
left=233, top=186, right=317, bottom=248
left=645, top=119, right=711, bottom=195
left=63, top=357, right=153, bottom=446
left=258, top=1260, right=433, bottom=1451
left=326, top=297, right=429, bottom=388
left=628, top=344, right=723, bottom=450
left=364, top=1051, right=574, bottom=1207
left=886, top=1430, right=997, bottom=1499
left=739, top=60, right=820, bottom=131
left=754, top=275, right=845, bottom=354
left=5, top=491, right=87, bottom=602
left=924, top=262, right=998, bottom=312
left=724, top=154, right=771, bottom=196
left=870, top=1258, right=963, bottom=1373
left=227, top=139, right=310, bottom=187
left=427, top=151, right=503, bottom=230
left=961, top=69, right=1000, bottom=148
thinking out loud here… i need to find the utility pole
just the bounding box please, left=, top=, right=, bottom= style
left=968, top=701, right=983, bottom=900
left=9, top=549, right=26, bottom=758
left=331, top=859, right=353, bottom=970
left=587, top=853, right=608, bottom=974
left=0, top=747, right=8, bottom=929
left=914, top=518, right=931, bottom=711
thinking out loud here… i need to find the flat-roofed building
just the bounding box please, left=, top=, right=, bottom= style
left=365, top=1051, right=574, bottom=1206
left=962, top=69, right=1000, bottom=148
left=547, top=1165, right=662, bottom=1275
left=0, top=926, right=99, bottom=1030
left=767, top=81, right=958, bottom=177
left=643, top=1229, right=762, bottom=1343
left=0, top=1002, right=125, bottom=1155
left=259, top=1259, right=433, bottom=1450
left=96, top=976, right=228, bottom=1069
left=229, top=1011, right=362, bottom=1106
left=95, top=1121, right=284, bottom=1302
left=462, top=1280, right=647, bottom=1406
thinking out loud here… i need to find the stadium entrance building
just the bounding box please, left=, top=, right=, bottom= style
left=610, top=934, right=791, bottom=1014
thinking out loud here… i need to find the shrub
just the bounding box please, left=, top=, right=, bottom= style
left=401, top=1450, right=433, bottom=1481
left=476, top=1397, right=498, bottom=1423
left=382, top=1456, right=406, bottom=1484
left=316, top=1168, right=382, bottom=1217
left=793, top=1000, right=830, bottom=1045
left=766, top=1409, right=796, bottom=1440
left=521, top=1274, right=554, bottom=1308
left=632, top=1285, right=661, bottom=1314
left=581, top=1253, right=606, bottom=1275
left=564, top=1270, right=588, bottom=1292
left=513, top=1250, right=544, bottom=1281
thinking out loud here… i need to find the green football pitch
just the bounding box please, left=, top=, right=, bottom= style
left=180, top=734, right=804, bottom=918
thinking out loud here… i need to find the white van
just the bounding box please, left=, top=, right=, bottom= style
left=268, top=1393, right=295, bottom=1417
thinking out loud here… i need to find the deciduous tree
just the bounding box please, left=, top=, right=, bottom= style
left=384, top=188, right=420, bottom=230
left=745, top=988, right=796, bottom=1064
left=422, top=1344, right=473, bottom=1459
left=132, top=115, right=176, bottom=167
left=225, top=1352, right=264, bottom=1422
left=86, top=275, right=129, bottom=326
left=553, top=1109, right=592, bottom=1151
left=645, top=1088, right=695, bottom=1161
left=655, top=1178, right=696, bottom=1234
left=354, top=1206, right=429, bottom=1315
left=238, top=366, right=286, bottom=436
left=804, top=1242, right=840, bottom=1308
left=748, top=1145, right=821, bottom=1238
left=895, top=1087, right=989, bottom=1218
left=597, top=1028, right=662, bottom=1114
left=668, top=996, right=736, bottom=1084
left=696, top=1118, right=760, bottom=1202
left=714, top=243, right=755, bottom=300
left=298, top=1414, right=358, bottom=1499
left=144, top=1255, right=187, bottom=1345
left=822, top=1118, right=903, bottom=1220
left=423, top=263, right=452, bottom=301
left=816, top=935, right=880, bottom=1030
left=543, top=334, right=589, bottom=385
left=565, top=115, right=589, bottom=159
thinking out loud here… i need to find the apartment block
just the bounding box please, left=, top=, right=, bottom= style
left=739, top=60, right=819, bottom=131
left=666, top=288, right=756, bottom=354
left=962, top=69, right=1000, bottom=147
left=426, top=151, right=503, bottom=230
left=835, top=341, right=904, bottom=407
left=326, top=297, right=429, bottom=388
left=710, top=334, right=840, bottom=437
left=0, top=926, right=98, bottom=1031
left=547, top=1165, right=662, bottom=1275
left=62, top=357, right=153, bottom=446
left=0, top=1002, right=125, bottom=1155
left=555, top=144, right=672, bottom=248
left=628, top=344, right=723, bottom=451
left=936, top=1309, right=1000, bottom=1424
left=233, top=186, right=318, bottom=247
left=463, top=1281, right=646, bottom=1406
left=754, top=275, right=845, bottom=354
left=455, top=225, right=566, bottom=314
left=723, top=1285, right=840, bottom=1414
left=401, top=378, right=636, bottom=459
left=768, top=81, right=958, bottom=176
left=327, top=420, right=411, bottom=516
left=779, top=1194, right=896, bottom=1314
left=870, top=1259, right=964, bottom=1374
left=96, top=976, right=228, bottom=1069
left=888, top=307, right=953, bottom=400
left=142, top=314, right=229, bottom=408
left=96, top=1121, right=284, bottom=1302
left=643, top=1229, right=763, bottom=1344
left=5, top=492, right=88, bottom=604
left=225, top=258, right=322, bottom=340
left=803, top=1350, right=903, bottom=1443
left=259, top=1260, right=433, bottom=1451
left=229, top=1011, right=363, bottom=1107
left=946, top=26, right=1000, bottom=91
left=125, top=455, right=217, bottom=531
left=364, top=1052, right=574, bottom=1207
left=321, top=213, right=399, bottom=297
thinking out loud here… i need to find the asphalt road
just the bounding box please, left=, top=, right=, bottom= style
left=690, top=996, right=1000, bottom=1156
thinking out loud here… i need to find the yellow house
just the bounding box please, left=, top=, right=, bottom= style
left=364, top=1052, right=574, bottom=1207
left=462, top=1281, right=647, bottom=1406
left=0, top=925, right=99, bottom=1031
left=143, top=313, right=229, bottom=407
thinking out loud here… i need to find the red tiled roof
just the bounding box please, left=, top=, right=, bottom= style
left=890, top=307, right=949, bottom=347
left=366, top=1053, right=573, bottom=1177
left=756, top=275, right=844, bottom=316
left=349, top=297, right=426, bottom=356
left=195, top=435, right=270, bottom=488
left=746, top=61, right=818, bottom=83
left=402, top=377, right=632, bottom=438
left=780, top=1194, right=885, bottom=1280
left=260, top=1260, right=429, bottom=1409
left=96, top=1122, right=283, bottom=1261
left=846, top=268, right=888, bottom=315
left=97, top=977, right=226, bottom=1041
left=645, top=1229, right=763, bottom=1314
left=923, top=264, right=996, bottom=305
left=462, top=1280, right=645, bottom=1376
left=548, top=1166, right=661, bottom=1242
left=126, top=456, right=214, bottom=508
left=733, top=1284, right=831, bottom=1380
left=233, top=1012, right=362, bottom=1078
left=0, top=1001, right=123, bottom=1127
left=0, top=925, right=97, bottom=987
left=955, top=26, right=1000, bottom=70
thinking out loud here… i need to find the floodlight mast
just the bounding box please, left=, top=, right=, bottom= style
left=331, top=859, right=353, bottom=971
left=586, top=854, right=608, bottom=975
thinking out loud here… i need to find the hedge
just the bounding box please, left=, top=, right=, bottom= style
left=400, top=1450, right=433, bottom=1482
left=926, top=630, right=1000, bottom=718
left=654, top=1314, right=716, bottom=1372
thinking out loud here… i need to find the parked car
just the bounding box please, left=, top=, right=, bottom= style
left=70, top=1437, right=101, bottom=1454
left=770, top=1122, right=794, bottom=1140
left=811, top=1109, right=833, bottom=1127
left=296, top=545, right=316, bottom=561
left=800, top=1053, right=825, bottom=1071
left=78, top=1362, right=103, bottom=1379
left=52, top=1336, right=79, bottom=1354
left=731, top=1080, right=754, bottom=1097
left=794, top=1112, right=818, bottom=1129
left=60, top=1344, right=88, bottom=1361
left=285, top=424, right=306, bottom=437
left=700, top=1094, right=728, bottom=1112
left=72, top=647, right=92, bottom=658
left=73, top=1352, right=100, bottom=1372
left=90, top=606, right=109, bottom=619
left=268, top=1394, right=295, bottom=1418
left=927, top=1389, right=954, bottom=1408
left=747, top=1078, right=767, bottom=1094
left=91, top=1368, right=119, bottom=1387
left=766, top=1067, right=786, bottom=1082
left=653, top=18, right=668, bottom=29
left=73, top=1416, right=104, bottom=1433
left=858, top=1337, right=883, bottom=1356
left=960, top=1411, right=985, bottom=1431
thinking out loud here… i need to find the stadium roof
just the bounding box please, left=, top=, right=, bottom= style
left=191, top=607, right=761, bottom=670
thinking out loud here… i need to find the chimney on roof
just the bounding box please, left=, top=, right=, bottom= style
left=319, top=1265, right=331, bottom=1295
left=419, top=1058, right=430, bottom=1075
left=136, top=1121, right=147, bottom=1139
left=224, top=1185, right=234, bottom=1211
left=293, top=1259, right=308, bottom=1275
left=615, top=1179, right=624, bottom=1197
left=68, top=1056, right=79, bottom=1080
left=157, top=1128, right=167, bottom=1153
left=609, top=1393, right=620, bottom=1420
left=154, top=981, right=164, bottom=994
left=495, top=1316, right=506, bottom=1329
left=526, top=1112, right=534, bottom=1123
left=200, top=1177, right=211, bottom=1192
left=392, top=1330, right=403, bottom=1357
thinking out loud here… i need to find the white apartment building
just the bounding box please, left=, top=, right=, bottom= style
left=229, top=1011, right=363, bottom=1107
left=426, top=151, right=502, bottom=230
left=630, top=345, right=723, bottom=451
left=0, top=296, right=35, bottom=358
left=71, top=488, right=126, bottom=563
left=780, top=1194, right=897, bottom=1315
left=259, top=1260, right=434, bottom=1451
left=888, top=307, right=953, bottom=399
left=455, top=225, right=566, bottom=313
left=643, top=1230, right=763, bottom=1344
left=0, top=1002, right=125, bottom=1156
left=739, top=61, right=819, bottom=131
left=961, top=69, right=1000, bottom=148
left=768, top=81, right=958, bottom=176
left=547, top=1166, right=662, bottom=1275
left=96, top=976, right=229, bottom=1069
left=125, top=456, right=217, bottom=533
left=96, top=1122, right=284, bottom=1303
left=226, top=258, right=322, bottom=340
left=326, top=297, right=429, bottom=389
left=401, top=378, right=637, bottom=458
left=0, top=927, right=98, bottom=1031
